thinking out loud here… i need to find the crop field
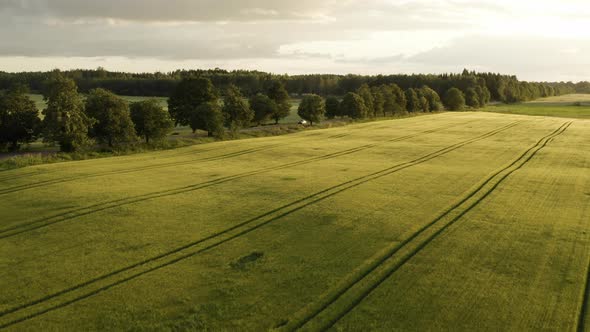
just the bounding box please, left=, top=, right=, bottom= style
left=0, top=112, right=589, bottom=331
left=484, top=94, right=590, bottom=119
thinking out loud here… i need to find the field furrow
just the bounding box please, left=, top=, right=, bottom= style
left=278, top=121, right=571, bottom=331
left=0, top=118, right=477, bottom=238
left=0, top=120, right=518, bottom=328
left=1, top=112, right=587, bottom=331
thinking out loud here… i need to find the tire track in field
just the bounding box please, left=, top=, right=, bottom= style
left=0, top=144, right=285, bottom=195
left=578, top=257, right=590, bottom=332
left=0, top=113, right=476, bottom=184
left=0, top=122, right=519, bottom=329
left=0, top=117, right=459, bottom=193
left=0, top=117, right=422, bottom=183
left=0, top=120, right=478, bottom=239
left=277, top=121, right=572, bottom=332
left=0, top=145, right=226, bottom=183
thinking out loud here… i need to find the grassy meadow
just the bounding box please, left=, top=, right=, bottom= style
left=0, top=111, right=589, bottom=330
left=484, top=94, right=590, bottom=119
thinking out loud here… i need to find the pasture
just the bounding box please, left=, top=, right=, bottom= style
left=484, top=94, right=590, bottom=119
left=0, top=112, right=589, bottom=331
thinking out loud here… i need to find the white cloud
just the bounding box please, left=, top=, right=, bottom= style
left=0, top=0, right=589, bottom=81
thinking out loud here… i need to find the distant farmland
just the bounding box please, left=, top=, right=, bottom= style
left=484, top=94, right=590, bottom=119
left=0, top=111, right=588, bottom=330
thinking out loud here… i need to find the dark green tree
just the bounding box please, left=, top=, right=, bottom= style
left=444, top=88, right=466, bottom=111
left=249, top=93, right=276, bottom=126
left=297, top=94, right=325, bottom=125
left=420, top=86, right=443, bottom=112
left=405, top=88, right=420, bottom=113
left=391, top=84, right=407, bottom=114
left=222, top=84, right=253, bottom=129
left=418, top=94, right=430, bottom=112
left=325, top=96, right=341, bottom=119
left=41, top=73, right=93, bottom=152
left=474, top=86, right=491, bottom=107
left=168, top=77, right=218, bottom=127
left=341, top=92, right=368, bottom=119
left=465, top=88, right=480, bottom=108
left=130, top=99, right=174, bottom=143
left=190, top=101, right=224, bottom=137
left=0, top=88, right=41, bottom=151
left=85, top=88, right=137, bottom=147
left=371, top=86, right=385, bottom=117
left=357, top=84, right=375, bottom=116
left=266, top=80, right=291, bottom=124
left=382, top=84, right=407, bottom=115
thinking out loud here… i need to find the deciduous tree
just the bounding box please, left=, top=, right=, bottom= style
left=249, top=93, right=276, bottom=126
left=297, top=94, right=325, bottom=125
left=130, top=99, right=173, bottom=143
left=168, top=77, right=218, bottom=127
left=465, top=88, right=480, bottom=108
left=190, top=101, right=224, bottom=137
left=325, top=96, right=341, bottom=119
left=341, top=92, right=368, bottom=119
left=0, top=88, right=41, bottom=151
left=444, top=88, right=466, bottom=111
left=85, top=88, right=137, bottom=147
left=266, top=80, right=291, bottom=124
left=405, top=88, right=420, bottom=113
left=41, top=73, right=93, bottom=152
left=222, top=84, right=253, bottom=130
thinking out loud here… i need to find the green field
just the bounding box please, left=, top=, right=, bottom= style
left=0, top=112, right=589, bottom=331
left=484, top=94, right=590, bottom=119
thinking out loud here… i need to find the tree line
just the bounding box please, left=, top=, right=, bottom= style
left=0, top=68, right=585, bottom=102
left=0, top=74, right=177, bottom=152
left=0, top=72, right=308, bottom=151
left=1, top=69, right=496, bottom=152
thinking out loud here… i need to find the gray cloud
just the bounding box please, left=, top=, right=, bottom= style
left=1, top=0, right=335, bottom=22
left=408, top=35, right=590, bottom=81
left=0, top=0, right=588, bottom=82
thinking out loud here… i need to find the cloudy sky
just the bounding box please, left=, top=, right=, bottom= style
left=1, top=0, right=589, bottom=81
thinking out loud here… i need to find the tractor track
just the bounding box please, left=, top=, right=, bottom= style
left=0, top=121, right=519, bottom=329
left=0, top=144, right=283, bottom=195
left=0, top=115, right=450, bottom=183
left=0, top=120, right=478, bottom=240
left=578, top=256, right=590, bottom=332
left=0, top=145, right=226, bottom=183
left=277, top=121, right=572, bottom=332
left=0, top=118, right=468, bottom=193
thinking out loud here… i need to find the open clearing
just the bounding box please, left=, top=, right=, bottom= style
left=0, top=112, right=589, bottom=331
left=484, top=94, right=590, bottom=119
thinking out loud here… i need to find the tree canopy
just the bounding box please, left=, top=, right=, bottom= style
left=168, top=77, right=218, bottom=127
left=130, top=99, right=174, bottom=144
left=341, top=92, right=368, bottom=119
left=41, top=73, right=93, bottom=152
left=444, top=88, right=466, bottom=111
left=297, top=94, right=325, bottom=125
left=85, top=88, right=137, bottom=147
left=325, top=96, right=341, bottom=119
left=0, top=88, right=40, bottom=151
left=266, top=80, right=291, bottom=124
left=249, top=93, right=276, bottom=126
left=222, top=84, right=253, bottom=129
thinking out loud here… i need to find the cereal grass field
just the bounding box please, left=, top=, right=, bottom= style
left=0, top=112, right=589, bottom=331
left=484, top=94, right=590, bottom=119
